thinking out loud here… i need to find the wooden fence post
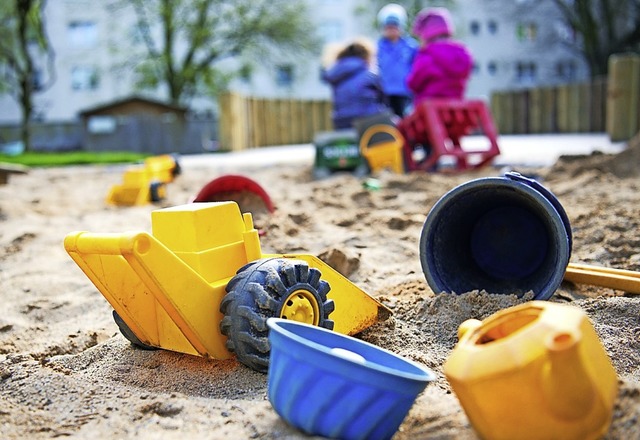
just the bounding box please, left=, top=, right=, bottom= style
left=590, top=77, right=607, bottom=132
left=491, top=92, right=512, bottom=134
left=529, top=88, right=543, bottom=133
left=219, top=92, right=250, bottom=151
left=541, top=87, right=556, bottom=132
left=514, top=90, right=529, bottom=134
left=577, top=83, right=591, bottom=132
left=529, top=87, right=556, bottom=133
left=607, top=54, right=640, bottom=141
left=219, top=92, right=232, bottom=151
left=556, top=85, right=570, bottom=133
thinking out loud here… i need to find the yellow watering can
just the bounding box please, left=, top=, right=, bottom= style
left=444, top=301, right=618, bottom=440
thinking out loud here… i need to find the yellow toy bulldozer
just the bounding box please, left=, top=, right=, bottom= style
left=106, top=154, right=181, bottom=206
left=64, top=201, right=391, bottom=372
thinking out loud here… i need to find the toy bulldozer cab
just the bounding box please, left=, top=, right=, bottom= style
left=65, top=201, right=390, bottom=372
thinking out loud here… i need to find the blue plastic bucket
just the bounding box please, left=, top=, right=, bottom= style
left=266, top=318, right=435, bottom=440
left=420, top=172, right=572, bottom=300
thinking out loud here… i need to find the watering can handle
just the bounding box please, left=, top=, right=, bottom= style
left=359, top=124, right=404, bottom=154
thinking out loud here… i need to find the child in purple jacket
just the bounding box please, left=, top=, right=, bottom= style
left=406, top=8, right=473, bottom=107
left=321, top=42, right=388, bottom=130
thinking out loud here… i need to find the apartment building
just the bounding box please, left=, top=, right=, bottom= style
left=457, top=0, right=588, bottom=97
left=0, top=0, right=588, bottom=124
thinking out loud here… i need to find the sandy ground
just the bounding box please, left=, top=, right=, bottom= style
left=1, top=136, right=640, bottom=439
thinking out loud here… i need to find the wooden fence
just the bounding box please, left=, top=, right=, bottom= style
left=490, top=78, right=608, bottom=135
left=491, top=54, right=640, bottom=141
left=219, top=93, right=333, bottom=151
left=219, top=55, right=640, bottom=150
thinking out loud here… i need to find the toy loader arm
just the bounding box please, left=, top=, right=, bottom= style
left=64, top=231, right=232, bottom=359
left=276, top=253, right=392, bottom=335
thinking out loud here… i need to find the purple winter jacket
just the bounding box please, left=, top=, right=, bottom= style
left=322, top=56, right=387, bottom=128
left=406, top=39, right=473, bottom=105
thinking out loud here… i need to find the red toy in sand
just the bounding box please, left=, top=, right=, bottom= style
left=191, top=174, right=275, bottom=213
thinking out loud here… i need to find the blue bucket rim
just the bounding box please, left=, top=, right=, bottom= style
left=420, top=174, right=571, bottom=301
left=504, top=172, right=573, bottom=253
left=267, top=318, right=436, bottom=384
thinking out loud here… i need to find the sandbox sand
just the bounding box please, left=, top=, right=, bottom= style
left=1, top=136, right=640, bottom=439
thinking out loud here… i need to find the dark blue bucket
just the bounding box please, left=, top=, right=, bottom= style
left=420, top=172, right=572, bottom=300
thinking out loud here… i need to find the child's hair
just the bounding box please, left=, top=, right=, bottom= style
left=321, top=37, right=375, bottom=68
left=337, top=43, right=370, bottom=61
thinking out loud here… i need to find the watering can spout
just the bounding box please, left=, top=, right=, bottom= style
left=543, top=330, right=596, bottom=420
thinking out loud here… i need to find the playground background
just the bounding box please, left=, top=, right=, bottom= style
left=1, top=133, right=640, bottom=438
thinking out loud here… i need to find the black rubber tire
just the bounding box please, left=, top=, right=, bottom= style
left=149, top=181, right=165, bottom=202
left=112, top=310, right=157, bottom=351
left=219, top=258, right=335, bottom=373
left=170, top=154, right=182, bottom=177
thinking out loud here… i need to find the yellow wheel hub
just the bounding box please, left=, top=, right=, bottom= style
left=280, top=289, right=320, bottom=325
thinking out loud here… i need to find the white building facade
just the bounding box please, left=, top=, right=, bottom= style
left=0, top=0, right=589, bottom=124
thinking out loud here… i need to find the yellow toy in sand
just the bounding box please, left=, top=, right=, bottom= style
left=444, top=301, right=618, bottom=440
left=106, top=154, right=180, bottom=206
left=64, top=201, right=390, bottom=372
left=359, top=124, right=405, bottom=174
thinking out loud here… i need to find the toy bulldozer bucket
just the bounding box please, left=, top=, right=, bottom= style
left=359, top=124, right=405, bottom=174
left=64, top=202, right=390, bottom=367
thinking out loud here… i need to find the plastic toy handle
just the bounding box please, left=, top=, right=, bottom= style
left=359, top=124, right=404, bottom=154
left=564, top=263, right=640, bottom=294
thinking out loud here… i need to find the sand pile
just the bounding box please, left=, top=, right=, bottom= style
left=1, top=144, right=639, bottom=439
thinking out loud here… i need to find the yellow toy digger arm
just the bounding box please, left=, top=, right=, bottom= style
left=64, top=231, right=232, bottom=359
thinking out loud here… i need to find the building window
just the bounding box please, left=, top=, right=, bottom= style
left=487, top=20, right=498, bottom=35
left=275, top=64, right=294, bottom=87
left=68, top=21, right=98, bottom=48
left=71, top=66, right=99, bottom=90
left=516, top=22, right=538, bottom=42
left=487, top=61, right=497, bottom=76
left=556, top=60, right=577, bottom=80
left=88, top=116, right=116, bottom=134
left=472, top=62, right=480, bottom=75
left=516, top=61, right=537, bottom=84
left=470, top=20, right=480, bottom=35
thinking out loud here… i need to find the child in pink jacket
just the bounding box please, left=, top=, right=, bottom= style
left=406, top=8, right=473, bottom=107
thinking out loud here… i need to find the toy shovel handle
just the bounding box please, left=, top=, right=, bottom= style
left=564, top=263, right=640, bottom=294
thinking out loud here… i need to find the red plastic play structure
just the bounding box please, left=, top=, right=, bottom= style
left=397, top=99, right=500, bottom=172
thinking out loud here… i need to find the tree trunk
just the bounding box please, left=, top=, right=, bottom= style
left=17, top=0, right=35, bottom=152
left=19, top=77, right=32, bottom=153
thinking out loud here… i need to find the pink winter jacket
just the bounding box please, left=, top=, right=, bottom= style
left=406, top=39, right=473, bottom=105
